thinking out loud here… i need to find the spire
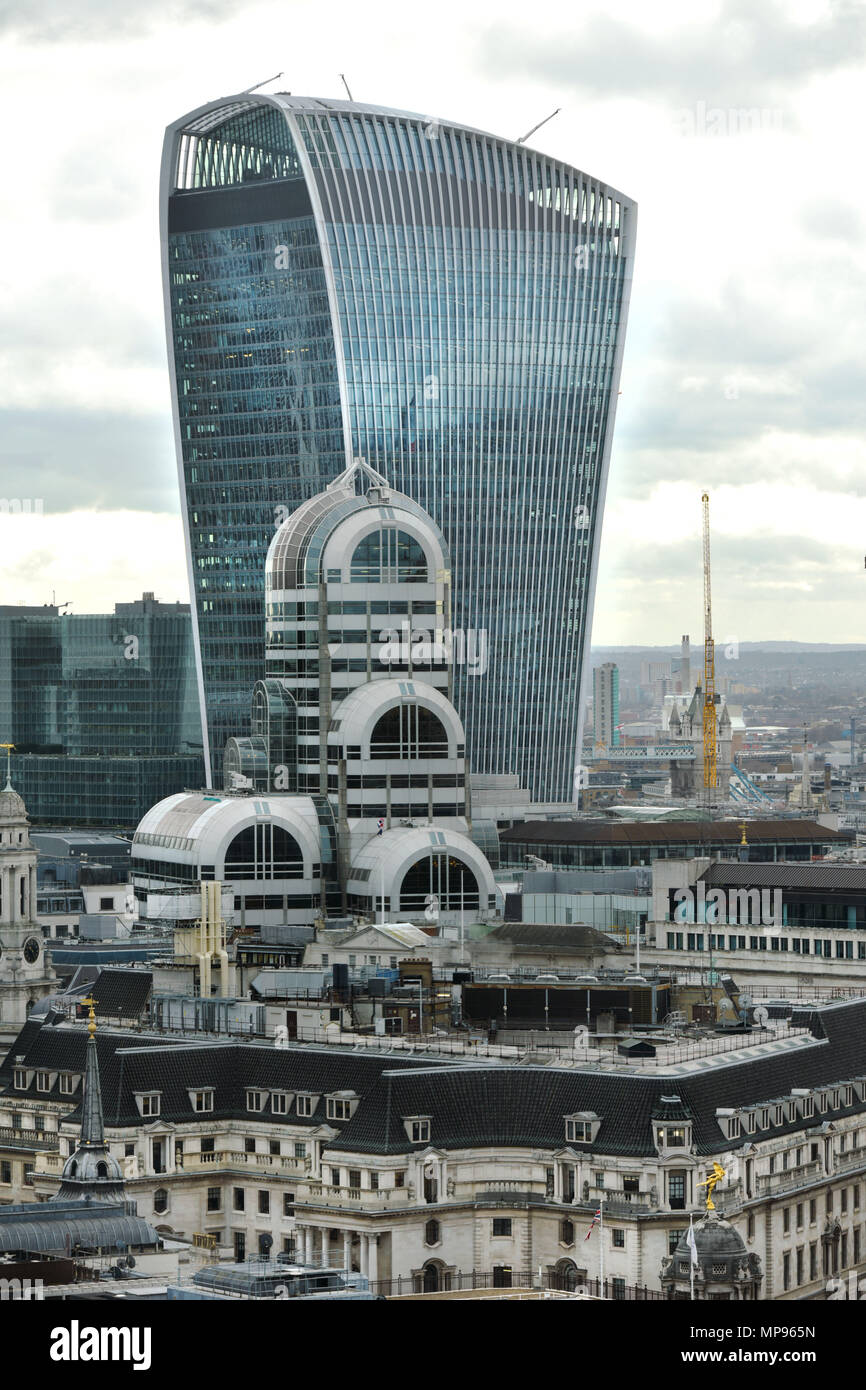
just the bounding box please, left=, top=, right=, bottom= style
left=80, top=995, right=106, bottom=1149
left=53, top=996, right=125, bottom=1203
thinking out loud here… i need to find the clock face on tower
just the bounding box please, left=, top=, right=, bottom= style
left=23, top=938, right=40, bottom=964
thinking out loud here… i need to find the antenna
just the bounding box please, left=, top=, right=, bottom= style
left=340, top=74, right=354, bottom=101
left=243, top=72, right=284, bottom=94
left=516, top=108, right=561, bottom=145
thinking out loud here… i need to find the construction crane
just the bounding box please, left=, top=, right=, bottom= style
left=702, top=492, right=717, bottom=791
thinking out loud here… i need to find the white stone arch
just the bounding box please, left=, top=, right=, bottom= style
left=330, top=679, right=465, bottom=761
left=349, top=827, right=496, bottom=917
left=322, top=506, right=448, bottom=587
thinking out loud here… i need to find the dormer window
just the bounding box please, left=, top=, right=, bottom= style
left=565, top=1112, right=600, bottom=1144
left=13, top=1069, right=27, bottom=1089
left=139, top=1093, right=161, bottom=1118
left=271, top=1092, right=293, bottom=1115
left=845, top=1084, right=855, bottom=1107
left=246, top=1090, right=267, bottom=1113
left=792, top=1089, right=814, bottom=1120
left=774, top=1104, right=784, bottom=1126
left=326, top=1092, right=359, bottom=1121
left=36, top=1072, right=52, bottom=1092
left=403, top=1116, right=431, bottom=1144
left=59, top=1074, right=77, bottom=1095
left=760, top=1107, right=770, bottom=1129
left=741, top=1110, right=757, bottom=1134
left=190, top=1089, right=214, bottom=1113
left=296, top=1094, right=316, bottom=1117
left=716, top=1110, right=740, bottom=1140
left=816, top=1091, right=829, bottom=1113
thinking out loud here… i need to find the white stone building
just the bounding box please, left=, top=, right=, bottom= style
left=4, top=998, right=866, bottom=1298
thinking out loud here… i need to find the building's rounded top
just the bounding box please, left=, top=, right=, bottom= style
left=330, top=678, right=465, bottom=752
left=132, top=790, right=324, bottom=873
left=59, top=1146, right=124, bottom=1188
left=266, top=465, right=449, bottom=593
left=0, top=779, right=27, bottom=823
left=679, top=1215, right=747, bottom=1261
left=665, top=1211, right=762, bottom=1291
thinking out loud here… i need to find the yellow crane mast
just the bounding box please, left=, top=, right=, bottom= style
left=702, top=492, right=717, bottom=789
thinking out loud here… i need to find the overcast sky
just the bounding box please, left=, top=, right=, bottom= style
left=1, top=0, right=864, bottom=645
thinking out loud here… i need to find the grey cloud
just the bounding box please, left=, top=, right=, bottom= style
left=800, top=198, right=865, bottom=244
left=479, top=0, right=866, bottom=108
left=0, top=0, right=237, bottom=40
left=0, top=410, right=179, bottom=513
left=0, top=280, right=166, bottom=373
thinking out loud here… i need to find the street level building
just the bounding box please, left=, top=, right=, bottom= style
left=6, top=998, right=866, bottom=1297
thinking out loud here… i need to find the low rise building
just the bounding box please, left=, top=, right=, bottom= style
left=4, top=998, right=866, bottom=1297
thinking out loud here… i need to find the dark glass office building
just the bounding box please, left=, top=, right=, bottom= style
left=0, top=595, right=204, bottom=826
left=160, top=96, right=636, bottom=800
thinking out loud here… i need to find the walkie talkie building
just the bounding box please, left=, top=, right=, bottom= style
left=160, top=95, right=635, bottom=800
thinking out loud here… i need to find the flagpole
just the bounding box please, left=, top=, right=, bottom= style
left=689, top=1212, right=695, bottom=1300
left=599, top=1199, right=604, bottom=1290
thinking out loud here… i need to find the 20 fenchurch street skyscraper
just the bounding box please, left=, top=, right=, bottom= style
left=160, top=95, right=636, bottom=800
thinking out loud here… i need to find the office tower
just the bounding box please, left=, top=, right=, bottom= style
left=133, top=461, right=497, bottom=928
left=592, top=661, right=620, bottom=747
left=0, top=596, right=203, bottom=826
left=161, top=95, right=636, bottom=799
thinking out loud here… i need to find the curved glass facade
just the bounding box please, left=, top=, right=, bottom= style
left=161, top=96, right=636, bottom=800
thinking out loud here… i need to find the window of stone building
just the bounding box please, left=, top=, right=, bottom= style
left=492, top=1218, right=512, bottom=1237
left=207, top=1187, right=221, bottom=1212
left=259, top=1190, right=270, bottom=1215
left=560, top=1220, right=575, bottom=1246
left=612, top=1229, right=625, bottom=1248
left=234, top=1188, right=245, bottom=1211
left=154, top=1189, right=169, bottom=1215
left=425, top=1219, right=441, bottom=1246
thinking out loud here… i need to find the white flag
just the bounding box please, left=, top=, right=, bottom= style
left=686, top=1216, right=699, bottom=1267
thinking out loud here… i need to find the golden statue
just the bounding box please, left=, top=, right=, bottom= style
left=697, top=1162, right=726, bottom=1210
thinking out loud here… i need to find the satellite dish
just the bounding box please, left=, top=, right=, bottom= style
left=753, top=1006, right=770, bottom=1028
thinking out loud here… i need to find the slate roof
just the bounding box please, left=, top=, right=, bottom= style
left=474, top=923, right=620, bottom=954
left=501, top=819, right=852, bottom=846
left=703, top=862, right=866, bottom=892
left=4, top=1000, right=866, bottom=1160
left=85, top=969, right=153, bottom=1020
